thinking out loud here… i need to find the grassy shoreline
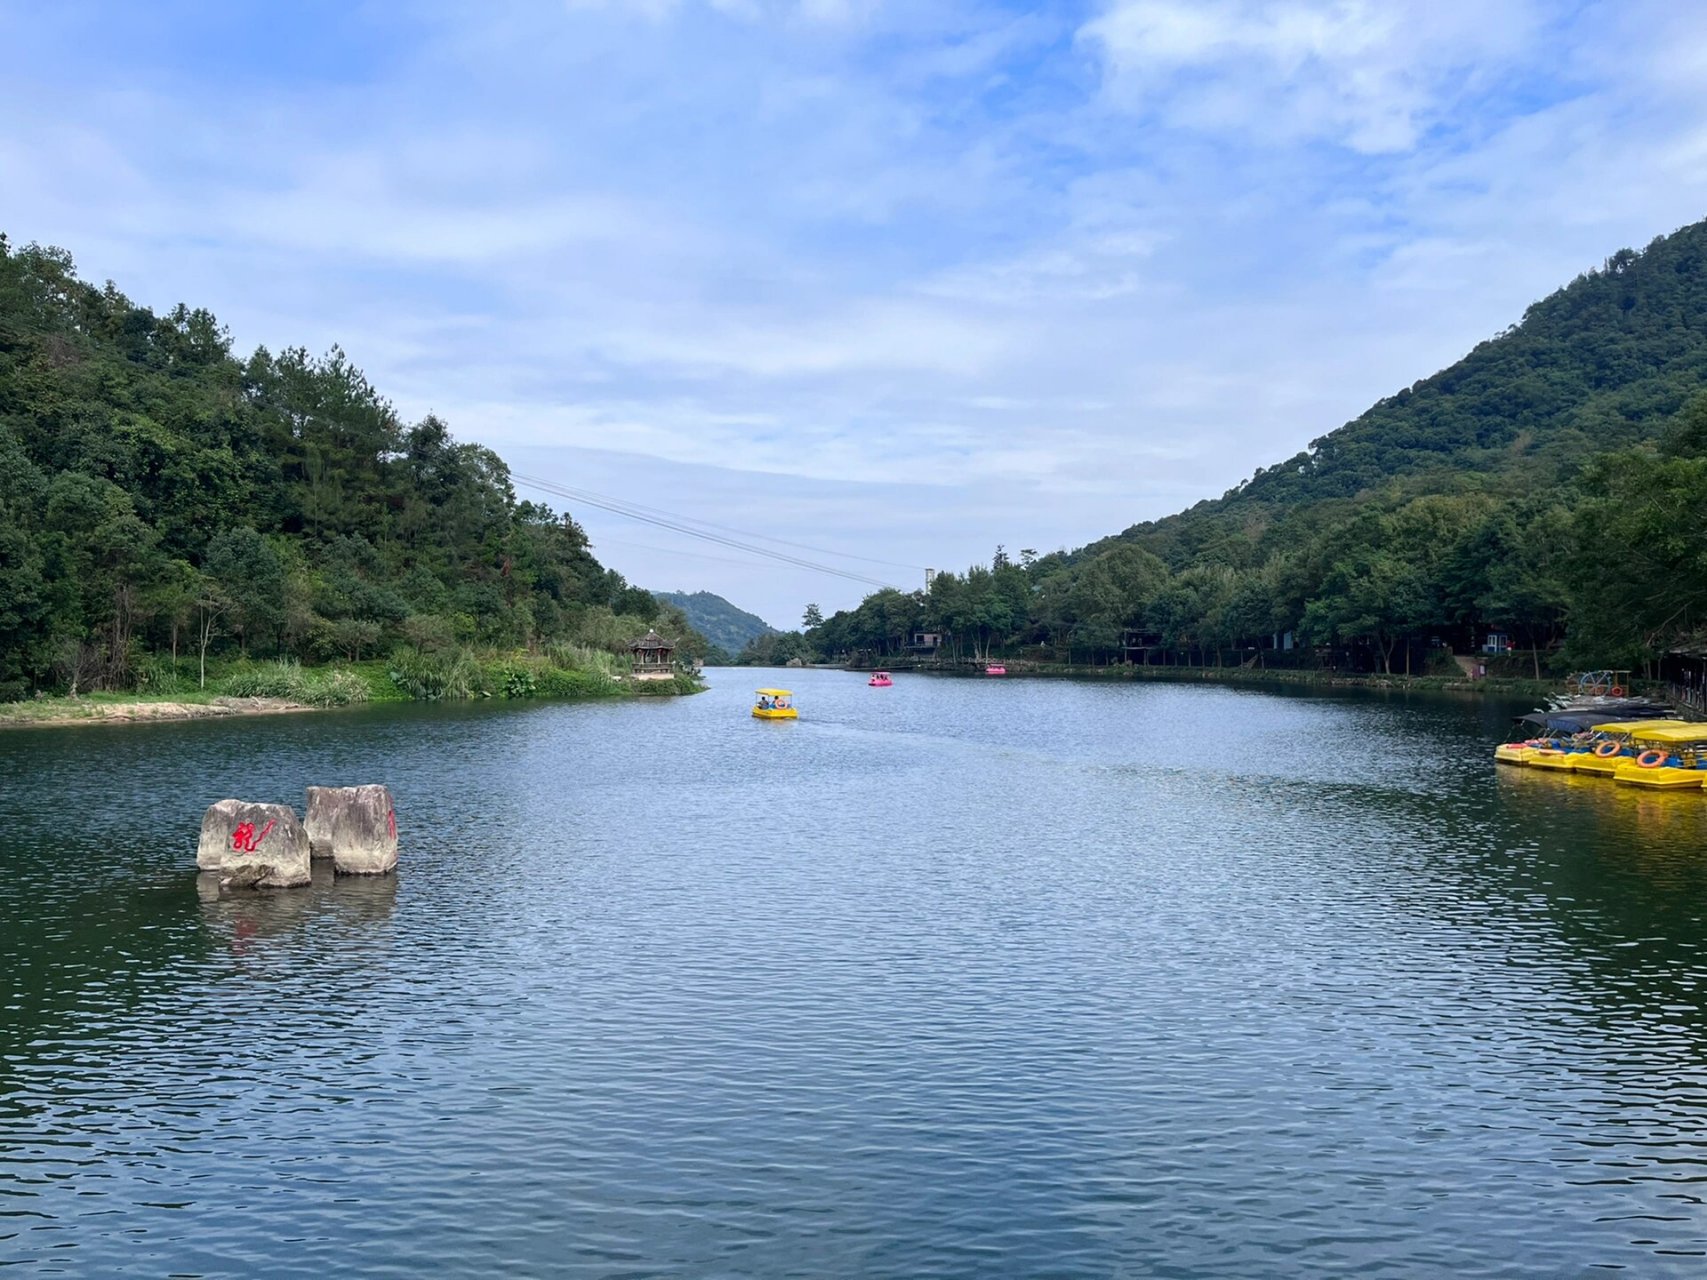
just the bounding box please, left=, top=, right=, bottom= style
left=0, top=654, right=705, bottom=730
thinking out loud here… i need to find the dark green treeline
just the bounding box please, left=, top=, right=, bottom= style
left=0, top=236, right=705, bottom=698
left=789, top=221, right=1707, bottom=675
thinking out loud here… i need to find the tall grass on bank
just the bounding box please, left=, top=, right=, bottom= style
left=385, top=642, right=691, bottom=702
left=543, top=642, right=623, bottom=679
left=222, top=659, right=371, bottom=707
left=386, top=646, right=487, bottom=701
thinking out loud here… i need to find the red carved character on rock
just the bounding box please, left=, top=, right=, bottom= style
left=230, top=819, right=275, bottom=853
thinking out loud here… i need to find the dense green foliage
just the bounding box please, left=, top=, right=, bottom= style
left=652, top=590, right=774, bottom=663
left=800, top=221, right=1707, bottom=677
left=733, top=630, right=817, bottom=667
left=0, top=236, right=707, bottom=700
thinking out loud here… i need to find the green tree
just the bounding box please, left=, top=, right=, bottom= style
left=205, top=527, right=286, bottom=656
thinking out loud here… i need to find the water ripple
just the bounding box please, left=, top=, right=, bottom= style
left=3, top=675, right=1707, bottom=1275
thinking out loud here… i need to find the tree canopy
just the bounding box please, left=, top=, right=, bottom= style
left=0, top=235, right=704, bottom=697
left=788, top=220, right=1707, bottom=677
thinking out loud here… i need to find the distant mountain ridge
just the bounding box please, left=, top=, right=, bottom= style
left=653, top=591, right=776, bottom=657
left=803, top=214, right=1707, bottom=673
left=1091, top=218, right=1707, bottom=567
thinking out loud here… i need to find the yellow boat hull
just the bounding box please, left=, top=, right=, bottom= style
left=1614, top=762, right=1707, bottom=788
left=1526, top=749, right=1578, bottom=771
left=1494, top=744, right=1534, bottom=766
left=1573, top=753, right=1629, bottom=777
left=752, top=707, right=798, bottom=720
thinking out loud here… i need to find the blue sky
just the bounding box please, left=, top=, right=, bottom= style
left=6, top=1, right=1707, bottom=627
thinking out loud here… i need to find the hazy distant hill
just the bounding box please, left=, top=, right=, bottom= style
left=653, top=591, right=775, bottom=656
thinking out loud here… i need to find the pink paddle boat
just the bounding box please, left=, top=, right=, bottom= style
left=985, top=664, right=1007, bottom=676
left=868, top=671, right=893, bottom=687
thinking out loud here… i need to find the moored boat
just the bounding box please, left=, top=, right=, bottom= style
left=1571, top=719, right=1685, bottom=776
left=1525, top=742, right=1582, bottom=770
left=1494, top=706, right=1678, bottom=769
left=1613, top=724, right=1707, bottom=788
left=1494, top=741, right=1535, bottom=766
left=1496, top=710, right=1612, bottom=768
left=985, top=664, right=1006, bottom=676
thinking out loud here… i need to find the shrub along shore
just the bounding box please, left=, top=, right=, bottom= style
left=843, top=658, right=1577, bottom=702
left=0, top=647, right=703, bottom=729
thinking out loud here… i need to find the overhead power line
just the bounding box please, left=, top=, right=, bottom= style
left=514, top=475, right=928, bottom=573
left=592, top=536, right=817, bottom=572
left=512, top=473, right=901, bottom=591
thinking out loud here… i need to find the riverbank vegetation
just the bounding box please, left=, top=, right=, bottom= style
left=0, top=236, right=707, bottom=703
left=766, top=221, right=1707, bottom=682
left=0, top=643, right=704, bottom=727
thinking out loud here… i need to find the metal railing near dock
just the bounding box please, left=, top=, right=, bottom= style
left=1669, top=679, right=1707, bottom=716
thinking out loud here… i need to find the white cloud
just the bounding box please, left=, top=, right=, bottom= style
left=7, top=0, right=1707, bottom=622
left=1081, top=0, right=1541, bottom=152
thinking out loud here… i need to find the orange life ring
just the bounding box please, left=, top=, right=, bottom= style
left=1594, top=741, right=1621, bottom=758
left=1636, top=749, right=1668, bottom=769
left=1610, top=685, right=1625, bottom=697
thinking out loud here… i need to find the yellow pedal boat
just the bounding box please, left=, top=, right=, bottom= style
left=1613, top=724, right=1707, bottom=789
left=1526, top=743, right=1583, bottom=770
left=1495, top=710, right=1679, bottom=771
left=1571, top=720, right=1686, bottom=776
left=752, top=688, right=798, bottom=720
left=1494, top=742, right=1535, bottom=766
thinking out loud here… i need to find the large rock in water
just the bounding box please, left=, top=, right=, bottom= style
left=304, top=786, right=343, bottom=858
left=307, top=784, right=399, bottom=875
left=195, top=800, right=311, bottom=888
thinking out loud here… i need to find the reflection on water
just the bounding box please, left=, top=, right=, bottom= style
left=197, top=859, right=398, bottom=927
left=3, top=675, right=1707, bottom=1276
left=1497, top=762, right=1707, bottom=883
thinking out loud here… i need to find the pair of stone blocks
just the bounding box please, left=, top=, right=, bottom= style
left=196, top=785, right=398, bottom=888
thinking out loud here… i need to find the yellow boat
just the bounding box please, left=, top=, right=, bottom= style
left=752, top=688, right=798, bottom=720
left=1613, top=724, right=1707, bottom=789
left=1496, top=721, right=1595, bottom=768
left=1493, top=742, right=1535, bottom=766
left=1495, top=709, right=1678, bottom=770
left=1526, top=740, right=1586, bottom=770
left=1496, top=710, right=1603, bottom=767
left=1572, top=720, right=1686, bottom=777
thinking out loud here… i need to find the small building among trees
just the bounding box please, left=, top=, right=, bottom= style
left=628, top=630, right=677, bottom=681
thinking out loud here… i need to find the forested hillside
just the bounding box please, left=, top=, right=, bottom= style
left=0, top=236, right=705, bottom=699
left=1092, top=221, right=1707, bottom=569
left=652, top=591, right=773, bottom=661
left=803, top=219, right=1707, bottom=676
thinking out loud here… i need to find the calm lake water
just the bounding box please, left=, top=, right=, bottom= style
left=4, top=670, right=1707, bottom=1276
